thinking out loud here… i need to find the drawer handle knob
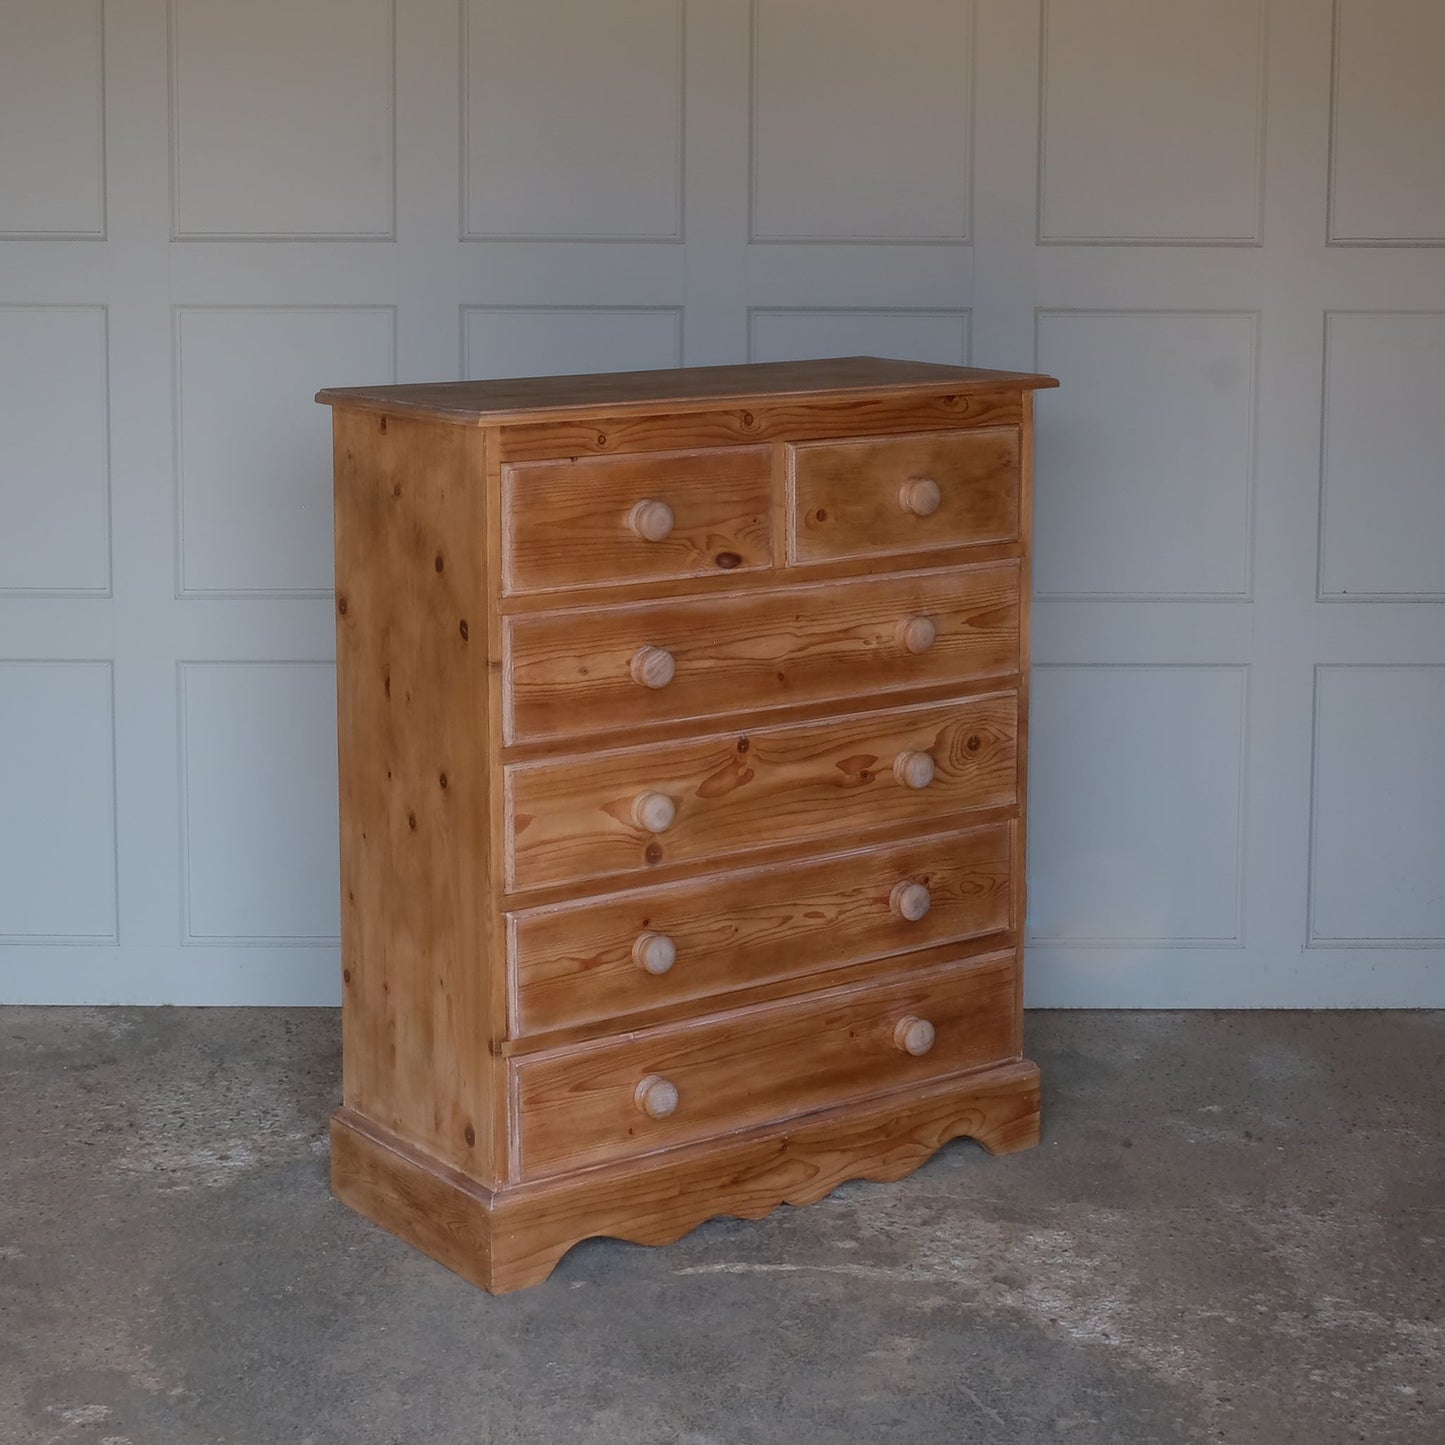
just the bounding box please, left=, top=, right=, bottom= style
left=898, top=477, right=942, bottom=517
left=890, top=880, right=932, bottom=922
left=633, top=931, right=677, bottom=976
left=635, top=1073, right=680, bottom=1119
left=630, top=645, right=676, bottom=690
left=895, top=615, right=937, bottom=655
left=632, top=790, right=676, bottom=834
left=893, top=1016, right=936, bottom=1057
left=893, top=750, right=936, bottom=790
left=628, top=498, right=675, bottom=542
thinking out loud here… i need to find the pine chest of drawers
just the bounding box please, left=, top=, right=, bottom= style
left=317, top=356, right=1057, bottom=1293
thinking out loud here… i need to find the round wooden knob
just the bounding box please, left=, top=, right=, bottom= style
left=632, top=791, right=676, bottom=834
left=893, top=1016, right=936, bottom=1056
left=628, top=498, right=675, bottom=542
left=630, top=645, right=676, bottom=689
left=889, top=880, right=932, bottom=922
left=898, top=477, right=942, bottom=517
left=893, top=750, right=935, bottom=790
left=635, top=1073, right=679, bottom=1119
left=895, top=615, right=937, bottom=655
left=632, top=931, right=677, bottom=976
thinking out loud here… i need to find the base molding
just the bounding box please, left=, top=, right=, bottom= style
left=330, top=1059, right=1041, bottom=1294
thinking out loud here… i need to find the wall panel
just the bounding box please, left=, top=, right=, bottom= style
left=1034, top=311, right=1257, bottom=599
left=0, top=661, right=116, bottom=942
left=1311, top=667, right=1445, bottom=945
left=0, top=305, right=110, bottom=594
left=1040, top=0, right=1265, bottom=244
left=169, top=0, right=395, bottom=239
left=751, top=0, right=973, bottom=243
left=1329, top=0, right=1445, bottom=244
left=1319, top=312, right=1445, bottom=599
left=179, top=662, right=340, bottom=944
left=0, top=0, right=105, bottom=238
left=462, top=0, right=684, bottom=241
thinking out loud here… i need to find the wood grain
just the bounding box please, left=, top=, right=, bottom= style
left=499, top=536, right=1025, bottom=618
left=505, top=692, right=1019, bottom=892
left=503, top=445, right=772, bottom=595
left=504, top=561, right=1020, bottom=744
left=332, top=409, right=497, bottom=1182
left=1013, top=393, right=1036, bottom=1025
left=497, top=389, right=1026, bottom=463
left=508, top=823, right=1013, bottom=1036
left=331, top=1057, right=1041, bottom=1293
left=789, top=427, right=1020, bottom=564
left=317, top=355, right=1058, bottom=429
left=326, top=360, right=1051, bottom=1287
left=512, top=954, right=1016, bottom=1179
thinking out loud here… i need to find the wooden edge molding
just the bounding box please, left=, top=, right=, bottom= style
left=330, top=1058, right=1041, bottom=1294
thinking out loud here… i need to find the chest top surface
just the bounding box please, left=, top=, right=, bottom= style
left=316, top=355, right=1057, bottom=427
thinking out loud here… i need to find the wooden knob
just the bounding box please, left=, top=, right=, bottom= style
left=630, top=645, right=676, bottom=689
left=893, top=1016, right=936, bottom=1056
left=895, top=615, right=937, bottom=655
left=899, top=477, right=942, bottom=517
left=635, top=1073, right=679, bottom=1119
left=632, top=791, right=676, bottom=834
left=632, top=931, right=677, bottom=976
left=893, top=750, right=935, bottom=789
left=628, top=498, right=675, bottom=542
left=889, top=880, right=932, bottom=922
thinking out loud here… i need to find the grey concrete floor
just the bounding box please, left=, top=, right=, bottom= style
left=1, top=1009, right=1440, bottom=1445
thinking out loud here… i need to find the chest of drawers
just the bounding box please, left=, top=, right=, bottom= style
left=318, top=356, right=1056, bottom=1293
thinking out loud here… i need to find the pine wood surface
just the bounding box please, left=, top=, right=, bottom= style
left=505, top=692, right=1019, bottom=893
left=512, top=953, right=1017, bottom=1180
left=331, top=410, right=498, bottom=1184
left=507, top=822, right=1013, bottom=1038
left=495, top=389, right=1029, bottom=463
left=331, top=1058, right=1041, bottom=1294
left=504, top=444, right=772, bottom=594
left=504, top=560, right=1020, bottom=744
left=323, top=359, right=1050, bottom=1289
left=317, top=355, right=1058, bottom=428
left=788, top=427, right=1021, bottom=563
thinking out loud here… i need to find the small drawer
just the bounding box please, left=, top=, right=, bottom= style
left=504, top=560, right=1019, bottom=744
left=505, top=692, right=1017, bottom=893
left=511, top=952, right=1017, bottom=1179
left=509, top=822, right=1014, bottom=1036
left=503, top=445, right=772, bottom=594
left=788, top=427, right=1019, bottom=565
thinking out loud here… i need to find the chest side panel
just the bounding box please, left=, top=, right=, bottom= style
left=333, top=408, right=501, bottom=1185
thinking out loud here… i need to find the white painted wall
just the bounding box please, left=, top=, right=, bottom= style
left=0, top=0, right=1441, bottom=1006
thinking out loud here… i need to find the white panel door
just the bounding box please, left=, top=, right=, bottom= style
left=0, top=0, right=1440, bottom=1005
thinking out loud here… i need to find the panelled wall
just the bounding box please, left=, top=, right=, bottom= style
left=0, top=0, right=1440, bottom=1005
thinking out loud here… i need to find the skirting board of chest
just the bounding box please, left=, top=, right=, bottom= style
left=316, top=357, right=1057, bottom=1293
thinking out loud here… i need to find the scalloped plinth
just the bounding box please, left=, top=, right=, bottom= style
left=330, top=1060, right=1041, bottom=1294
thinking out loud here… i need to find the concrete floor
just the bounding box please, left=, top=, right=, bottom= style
left=1, top=1010, right=1440, bottom=1445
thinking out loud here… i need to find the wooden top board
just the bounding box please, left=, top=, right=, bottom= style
left=315, top=356, right=1058, bottom=427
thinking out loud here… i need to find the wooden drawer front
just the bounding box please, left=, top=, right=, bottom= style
left=788, top=428, right=1019, bottom=564
left=510, top=823, right=1013, bottom=1036
left=512, top=953, right=1017, bottom=1179
left=505, top=561, right=1019, bottom=744
left=503, top=445, right=772, bottom=594
left=506, top=693, right=1017, bottom=893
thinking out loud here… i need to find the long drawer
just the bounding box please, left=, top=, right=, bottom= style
left=504, top=561, right=1019, bottom=744
left=505, top=693, right=1018, bottom=893
left=788, top=427, right=1019, bottom=564
left=511, top=952, right=1018, bottom=1180
left=508, top=822, right=1014, bottom=1035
